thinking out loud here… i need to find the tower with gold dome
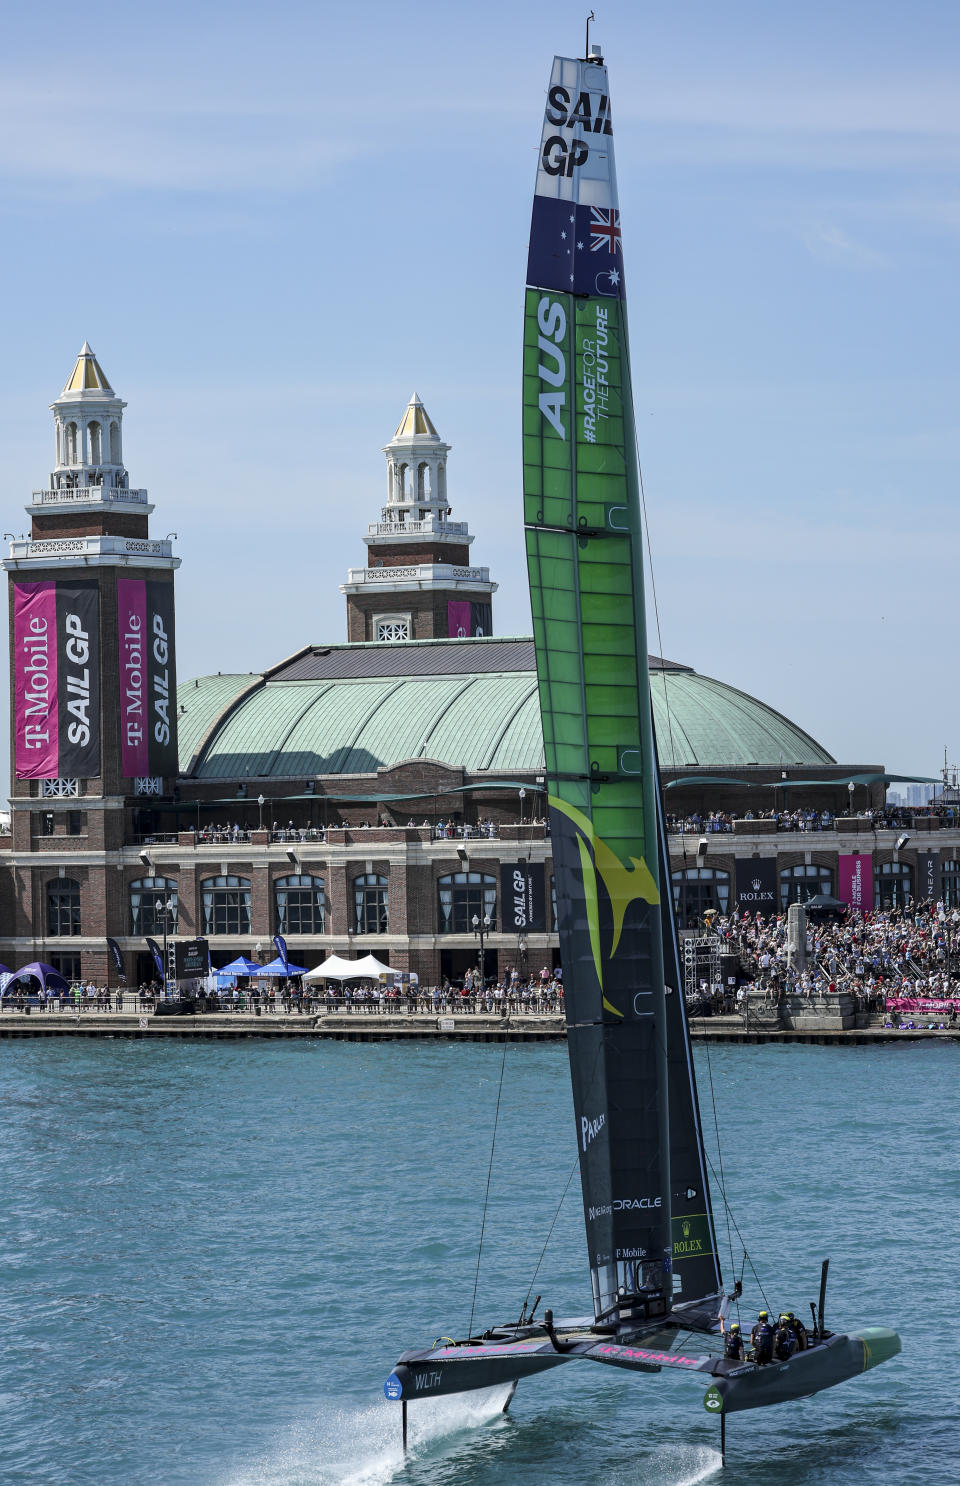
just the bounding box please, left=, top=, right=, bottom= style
left=4, top=346, right=180, bottom=981
left=341, top=394, right=497, bottom=642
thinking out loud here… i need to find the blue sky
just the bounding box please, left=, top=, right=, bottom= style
left=2, top=0, right=958, bottom=778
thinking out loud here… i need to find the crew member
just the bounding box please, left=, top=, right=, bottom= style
left=775, top=1315, right=798, bottom=1361
left=723, top=1321, right=745, bottom=1361
left=750, top=1311, right=774, bottom=1366
left=782, top=1309, right=808, bottom=1350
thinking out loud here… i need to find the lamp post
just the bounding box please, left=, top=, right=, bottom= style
left=472, top=911, right=491, bottom=987
left=519, top=787, right=526, bottom=826
left=158, top=896, right=175, bottom=1000
left=258, top=794, right=265, bottom=832
left=848, top=781, right=855, bottom=819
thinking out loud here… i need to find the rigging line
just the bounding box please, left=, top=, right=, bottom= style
left=698, top=1024, right=737, bottom=1287
left=521, top=1035, right=604, bottom=1317
left=521, top=1151, right=581, bottom=1319
left=701, top=1145, right=772, bottom=1313
left=468, top=1038, right=509, bottom=1340
left=636, top=456, right=680, bottom=774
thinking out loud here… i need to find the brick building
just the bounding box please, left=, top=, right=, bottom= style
left=1, top=365, right=954, bottom=990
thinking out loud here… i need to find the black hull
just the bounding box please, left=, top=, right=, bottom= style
left=385, top=1325, right=901, bottom=1415
left=705, top=1328, right=902, bottom=1415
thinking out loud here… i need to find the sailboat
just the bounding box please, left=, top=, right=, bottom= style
left=384, top=41, right=900, bottom=1459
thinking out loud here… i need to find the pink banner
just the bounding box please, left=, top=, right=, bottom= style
left=838, top=852, right=873, bottom=913
left=117, top=579, right=150, bottom=778
left=14, top=581, right=58, bottom=779
left=886, top=997, right=958, bottom=1013
left=447, top=600, right=471, bottom=638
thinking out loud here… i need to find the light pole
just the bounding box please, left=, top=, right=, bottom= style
left=159, top=896, right=175, bottom=999
left=258, top=794, right=265, bottom=832
left=848, top=781, right=855, bottom=819
left=518, top=787, right=526, bottom=826
left=472, top=911, right=491, bottom=986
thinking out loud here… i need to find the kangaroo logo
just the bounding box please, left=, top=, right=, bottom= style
left=549, top=795, right=659, bottom=1019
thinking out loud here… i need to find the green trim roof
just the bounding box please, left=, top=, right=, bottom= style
left=177, top=643, right=835, bottom=779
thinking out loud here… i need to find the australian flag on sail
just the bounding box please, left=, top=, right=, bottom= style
left=527, top=197, right=625, bottom=299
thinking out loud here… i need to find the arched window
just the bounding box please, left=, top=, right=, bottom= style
left=437, top=872, right=497, bottom=933
left=65, top=422, right=78, bottom=464
left=88, top=422, right=101, bottom=464
left=201, top=875, right=251, bottom=936
left=671, top=867, right=730, bottom=930
left=417, top=462, right=431, bottom=499
left=942, top=861, right=960, bottom=909
left=874, top=861, right=913, bottom=909
left=109, top=421, right=121, bottom=464
left=274, top=874, right=325, bottom=935
left=399, top=462, right=411, bottom=499
left=129, top=876, right=178, bottom=935
left=47, top=878, right=81, bottom=936
left=354, top=873, right=388, bottom=934
left=779, top=864, right=833, bottom=909
left=375, top=614, right=410, bottom=642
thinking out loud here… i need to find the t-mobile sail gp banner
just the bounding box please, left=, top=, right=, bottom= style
left=14, top=580, right=100, bottom=779
left=117, top=578, right=177, bottom=778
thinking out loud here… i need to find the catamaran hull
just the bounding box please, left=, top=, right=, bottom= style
left=388, top=1347, right=570, bottom=1400
left=387, top=1326, right=901, bottom=1411
left=706, top=1329, right=902, bottom=1415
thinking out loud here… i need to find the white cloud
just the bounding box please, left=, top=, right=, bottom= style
left=800, top=223, right=890, bottom=267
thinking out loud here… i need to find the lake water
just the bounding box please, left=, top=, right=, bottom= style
left=0, top=1038, right=950, bottom=1486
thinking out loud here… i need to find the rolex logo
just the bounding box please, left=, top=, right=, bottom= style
left=682, top=1219, right=691, bottom=1239
left=752, top=878, right=762, bottom=892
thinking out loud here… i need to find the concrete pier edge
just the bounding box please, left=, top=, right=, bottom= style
left=0, top=1010, right=956, bottom=1045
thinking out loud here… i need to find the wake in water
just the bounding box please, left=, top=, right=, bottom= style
left=604, top=1445, right=723, bottom=1486
left=221, top=1384, right=515, bottom=1486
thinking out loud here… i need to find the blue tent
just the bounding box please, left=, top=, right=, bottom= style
left=4, top=961, right=70, bottom=994
left=255, top=956, right=308, bottom=978
left=218, top=955, right=263, bottom=976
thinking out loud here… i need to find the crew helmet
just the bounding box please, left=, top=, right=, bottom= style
left=758, top=1310, right=769, bottom=1320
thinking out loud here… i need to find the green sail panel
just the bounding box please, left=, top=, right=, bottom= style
left=523, top=54, right=674, bottom=1321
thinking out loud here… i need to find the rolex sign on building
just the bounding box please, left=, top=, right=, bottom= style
left=735, top=859, right=776, bottom=915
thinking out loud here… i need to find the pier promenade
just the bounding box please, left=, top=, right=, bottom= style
left=0, top=1006, right=956, bottom=1045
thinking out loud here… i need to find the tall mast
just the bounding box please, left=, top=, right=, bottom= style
left=522, top=47, right=673, bottom=1323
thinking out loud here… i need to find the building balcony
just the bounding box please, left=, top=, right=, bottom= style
left=32, top=485, right=149, bottom=505
left=6, top=534, right=177, bottom=570
left=364, top=517, right=470, bottom=540
left=342, top=561, right=493, bottom=588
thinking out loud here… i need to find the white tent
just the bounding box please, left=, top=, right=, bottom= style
left=352, top=953, right=399, bottom=979
left=303, top=954, right=395, bottom=983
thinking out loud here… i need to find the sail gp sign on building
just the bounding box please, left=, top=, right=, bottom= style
left=13, top=579, right=100, bottom=779
left=500, top=862, right=546, bottom=933
left=117, top=578, right=178, bottom=779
